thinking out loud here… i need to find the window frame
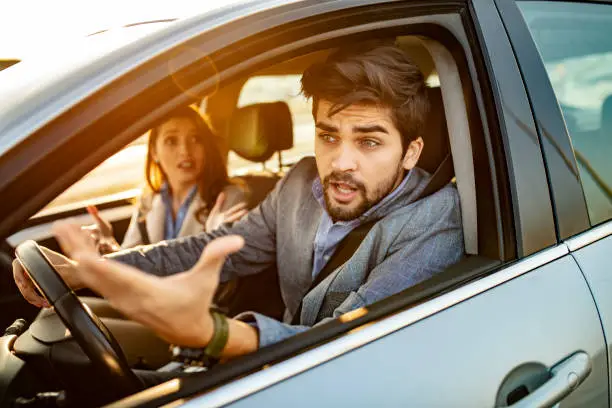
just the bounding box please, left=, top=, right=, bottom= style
left=101, top=5, right=530, bottom=406
left=496, top=0, right=597, bottom=237
left=131, top=0, right=557, bottom=399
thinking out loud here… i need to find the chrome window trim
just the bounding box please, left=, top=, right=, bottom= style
left=565, top=220, right=612, bottom=252
left=182, top=245, right=569, bottom=408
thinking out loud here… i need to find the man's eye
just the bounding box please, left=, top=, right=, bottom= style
left=318, top=133, right=338, bottom=144
left=360, top=139, right=380, bottom=148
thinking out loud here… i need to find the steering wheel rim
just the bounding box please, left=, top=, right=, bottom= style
left=15, top=240, right=143, bottom=399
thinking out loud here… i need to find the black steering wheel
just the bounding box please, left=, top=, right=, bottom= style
left=15, top=240, right=143, bottom=400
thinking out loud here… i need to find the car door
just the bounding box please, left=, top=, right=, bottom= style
left=0, top=0, right=606, bottom=407
left=170, top=1, right=608, bottom=407
left=503, top=1, right=612, bottom=406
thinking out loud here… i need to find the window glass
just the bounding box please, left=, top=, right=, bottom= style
left=230, top=75, right=314, bottom=174
left=520, top=1, right=612, bottom=225
left=39, top=135, right=148, bottom=215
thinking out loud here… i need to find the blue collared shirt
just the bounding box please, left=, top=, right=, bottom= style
left=160, top=184, right=198, bottom=241
left=311, top=171, right=412, bottom=278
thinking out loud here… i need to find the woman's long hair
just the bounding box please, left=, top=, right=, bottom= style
left=141, top=105, right=230, bottom=224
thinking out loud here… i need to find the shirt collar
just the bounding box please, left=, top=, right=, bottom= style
left=312, top=170, right=413, bottom=225
left=160, top=183, right=198, bottom=209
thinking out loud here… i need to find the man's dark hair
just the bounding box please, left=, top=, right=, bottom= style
left=301, top=42, right=429, bottom=148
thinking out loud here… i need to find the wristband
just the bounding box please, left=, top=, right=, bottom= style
left=204, top=311, right=229, bottom=359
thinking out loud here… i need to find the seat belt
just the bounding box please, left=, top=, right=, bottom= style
left=417, top=152, right=454, bottom=201
left=291, top=219, right=377, bottom=324
left=136, top=209, right=151, bottom=245
left=290, top=154, right=455, bottom=325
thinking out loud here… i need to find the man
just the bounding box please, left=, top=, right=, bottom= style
left=14, top=43, right=464, bottom=359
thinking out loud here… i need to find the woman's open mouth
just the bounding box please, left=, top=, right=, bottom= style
left=177, top=160, right=195, bottom=171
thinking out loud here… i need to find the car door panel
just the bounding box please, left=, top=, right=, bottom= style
left=569, top=228, right=612, bottom=406
left=220, top=254, right=606, bottom=407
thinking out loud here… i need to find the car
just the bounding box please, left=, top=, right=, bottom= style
left=1, top=0, right=611, bottom=407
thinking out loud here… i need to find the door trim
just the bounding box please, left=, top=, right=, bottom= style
left=494, top=0, right=590, bottom=240
left=182, top=245, right=569, bottom=408
left=566, top=220, right=612, bottom=252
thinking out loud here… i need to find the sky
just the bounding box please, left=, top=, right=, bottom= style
left=0, top=0, right=244, bottom=58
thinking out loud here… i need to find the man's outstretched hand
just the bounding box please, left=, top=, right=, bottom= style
left=52, top=220, right=245, bottom=348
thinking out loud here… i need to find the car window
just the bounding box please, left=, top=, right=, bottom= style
left=40, top=135, right=148, bottom=214
left=519, top=1, right=612, bottom=225
left=229, top=74, right=314, bottom=174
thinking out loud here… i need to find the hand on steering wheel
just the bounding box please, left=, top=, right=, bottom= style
left=14, top=240, right=143, bottom=401
left=13, top=248, right=81, bottom=308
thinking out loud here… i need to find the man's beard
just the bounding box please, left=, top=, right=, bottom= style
left=322, top=165, right=404, bottom=222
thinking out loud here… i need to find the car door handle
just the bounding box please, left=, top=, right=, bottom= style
left=508, top=352, right=591, bottom=408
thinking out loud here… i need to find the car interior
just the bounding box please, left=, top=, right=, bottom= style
left=1, top=30, right=506, bottom=407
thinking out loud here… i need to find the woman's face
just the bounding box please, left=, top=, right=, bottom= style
left=152, top=117, right=206, bottom=191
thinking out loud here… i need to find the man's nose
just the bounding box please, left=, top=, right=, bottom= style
left=331, top=144, right=358, bottom=172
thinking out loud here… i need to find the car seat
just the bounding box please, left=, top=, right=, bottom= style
left=420, top=85, right=453, bottom=184
left=228, top=101, right=294, bottom=209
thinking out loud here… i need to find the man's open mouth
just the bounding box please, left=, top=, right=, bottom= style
left=330, top=181, right=359, bottom=203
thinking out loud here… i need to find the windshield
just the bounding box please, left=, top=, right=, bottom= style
left=0, top=21, right=177, bottom=154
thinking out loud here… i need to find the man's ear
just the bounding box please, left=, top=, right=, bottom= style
left=402, top=136, right=424, bottom=171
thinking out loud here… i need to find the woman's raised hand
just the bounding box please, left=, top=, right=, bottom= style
left=82, top=205, right=120, bottom=254
left=205, top=192, right=248, bottom=233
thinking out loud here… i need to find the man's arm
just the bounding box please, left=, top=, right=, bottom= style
left=50, top=221, right=260, bottom=355
left=12, top=166, right=287, bottom=307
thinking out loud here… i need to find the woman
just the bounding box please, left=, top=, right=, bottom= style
left=88, top=105, right=248, bottom=251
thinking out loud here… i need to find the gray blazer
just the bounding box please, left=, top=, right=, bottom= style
left=111, top=157, right=464, bottom=347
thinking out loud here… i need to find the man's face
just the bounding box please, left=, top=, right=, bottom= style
left=314, top=100, right=424, bottom=222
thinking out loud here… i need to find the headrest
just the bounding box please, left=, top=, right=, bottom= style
left=418, top=87, right=451, bottom=175
left=228, top=102, right=294, bottom=163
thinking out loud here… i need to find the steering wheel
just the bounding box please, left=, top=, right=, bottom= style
left=15, top=240, right=143, bottom=400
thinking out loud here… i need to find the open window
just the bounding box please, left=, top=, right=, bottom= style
left=130, top=24, right=509, bottom=404
left=22, top=14, right=500, bottom=361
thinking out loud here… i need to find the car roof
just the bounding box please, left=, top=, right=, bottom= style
left=0, top=0, right=299, bottom=156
